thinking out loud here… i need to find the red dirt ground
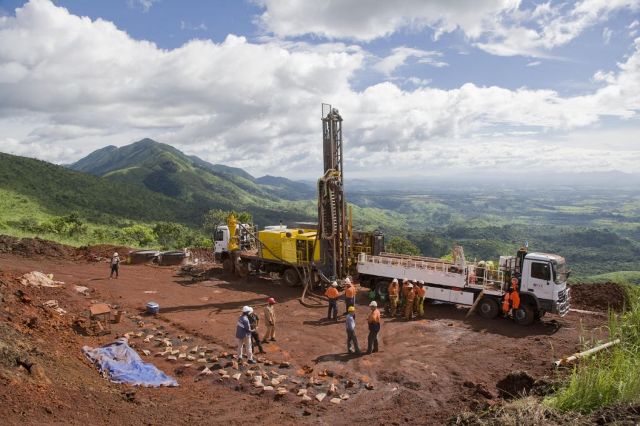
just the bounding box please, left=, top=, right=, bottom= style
left=0, top=241, right=613, bottom=425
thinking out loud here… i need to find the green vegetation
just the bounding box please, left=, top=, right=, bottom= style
left=386, top=236, right=421, bottom=256
left=546, top=283, right=640, bottom=413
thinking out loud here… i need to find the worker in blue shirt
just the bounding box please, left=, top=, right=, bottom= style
left=236, top=306, right=256, bottom=364
left=345, top=306, right=360, bottom=354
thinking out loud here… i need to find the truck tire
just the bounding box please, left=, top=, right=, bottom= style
left=283, top=268, right=300, bottom=286
left=236, top=262, right=249, bottom=278
left=514, top=304, right=536, bottom=326
left=477, top=297, right=499, bottom=319
left=222, top=257, right=233, bottom=273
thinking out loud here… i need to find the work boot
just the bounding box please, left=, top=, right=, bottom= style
left=247, top=359, right=257, bottom=365
left=270, top=338, right=276, bottom=342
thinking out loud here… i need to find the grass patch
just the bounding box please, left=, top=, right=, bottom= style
left=546, top=281, right=640, bottom=413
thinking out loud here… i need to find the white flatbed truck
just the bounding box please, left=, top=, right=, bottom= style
left=356, top=247, right=570, bottom=325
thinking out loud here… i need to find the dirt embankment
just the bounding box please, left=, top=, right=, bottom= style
left=569, top=282, right=629, bottom=312
left=0, top=235, right=130, bottom=262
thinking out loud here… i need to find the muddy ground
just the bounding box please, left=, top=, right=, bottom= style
left=0, top=237, right=621, bottom=425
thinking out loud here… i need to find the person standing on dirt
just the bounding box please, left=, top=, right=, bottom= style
left=236, top=306, right=256, bottom=364
left=366, top=301, right=381, bottom=354
left=325, top=282, right=341, bottom=321
left=262, top=297, right=277, bottom=343
left=387, top=279, right=400, bottom=317
left=401, top=279, right=410, bottom=307
left=248, top=309, right=265, bottom=354
left=110, top=252, right=120, bottom=279
left=345, top=306, right=361, bottom=354
left=404, top=283, right=415, bottom=320
left=414, top=281, right=427, bottom=318
left=344, top=278, right=356, bottom=314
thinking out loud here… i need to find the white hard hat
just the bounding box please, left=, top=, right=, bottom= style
left=242, top=306, right=253, bottom=314
left=408, top=284, right=414, bottom=288
left=331, top=281, right=338, bottom=287
left=403, top=279, right=408, bottom=283
left=392, top=278, right=398, bottom=283
left=344, top=277, right=351, bottom=285
left=419, top=280, right=425, bottom=285
left=114, top=252, right=118, bottom=256
left=369, top=301, right=377, bottom=307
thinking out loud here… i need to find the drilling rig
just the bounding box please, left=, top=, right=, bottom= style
left=317, top=104, right=349, bottom=281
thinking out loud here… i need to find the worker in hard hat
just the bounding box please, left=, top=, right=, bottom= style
left=502, top=277, right=521, bottom=316
left=414, top=281, right=427, bottom=318
left=236, top=306, right=256, bottom=364
left=387, top=278, right=400, bottom=317
left=404, top=283, right=415, bottom=320
left=345, top=306, right=361, bottom=354
left=366, top=301, right=381, bottom=354
left=325, top=282, right=341, bottom=321
left=110, top=252, right=120, bottom=279
left=247, top=308, right=265, bottom=354
left=262, top=297, right=277, bottom=343
left=344, top=277, right=356, bottom=313
left=401, top=279, right=411, bottom=307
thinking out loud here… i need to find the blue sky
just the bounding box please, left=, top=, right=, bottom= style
left=0, top=0, right=639, bottom=178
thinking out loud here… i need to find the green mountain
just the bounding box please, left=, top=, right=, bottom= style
left=0, top=151, right=189, bottom=224
left=68, top=139, right=315, bottom=225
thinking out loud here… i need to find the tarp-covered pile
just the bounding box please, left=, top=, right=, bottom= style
left=83, top=338, right=178, bottom=387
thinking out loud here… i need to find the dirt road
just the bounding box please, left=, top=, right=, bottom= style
left=0, top=250, right=609, bottom=425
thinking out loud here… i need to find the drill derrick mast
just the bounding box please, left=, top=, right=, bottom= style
left=318, top=104, right=349, bottom=281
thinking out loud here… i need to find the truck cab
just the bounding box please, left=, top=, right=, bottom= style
left=518, top=252, right=570, bottom=318
left=213, top=224, right=255, bottom=261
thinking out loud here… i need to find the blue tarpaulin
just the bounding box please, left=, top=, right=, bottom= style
left=83, top=338, right=178, bottom=387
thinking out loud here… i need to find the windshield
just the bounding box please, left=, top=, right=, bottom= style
left=552, top=259, right=569, bottom=283
left=213, top=229, right=225, bottom=242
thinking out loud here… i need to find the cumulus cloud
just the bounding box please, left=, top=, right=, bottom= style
left=374, top=47, right=446, bottom=76
left=256, top=0, right=519, bottom=42
left=0, top=0, right=639, bottom=178
left=257, top=0, right=639, bottom=58
left=127, top=0, right=159, bottom=13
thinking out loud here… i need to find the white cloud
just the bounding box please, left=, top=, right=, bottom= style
left=256, top=0, right=519, bottom=41
left=258, top=0, right=639, bottom=58
left=180, top=20, right=207, bottom=31
left=127, top=0, right=159, bottom=13
left=603, top=27, right=613, bottom=44
left=0, top=0, right=639, bottom=178
left=374, top=47, right=446, bottom=76
left=526, top=60, right=542, bottom=67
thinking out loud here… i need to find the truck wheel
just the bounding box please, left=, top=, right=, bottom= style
left=222, top=258, right=233, bottom=273
left=514, top=304, right=536, bottom=326
left=477, top=297, right=499, bottom=319
left=236, top=262, right=249, bottom=278
left=283, top=268, right=300, bottom=286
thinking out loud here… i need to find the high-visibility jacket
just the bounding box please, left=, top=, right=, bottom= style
left=402, top=283, right=411, bottom=297
left=368, top=309, right=380, bottom=324
left=325, top=287, right=340, bottom=300
left=405, top=289, right=415, bottom=302
left=345, top=285, right=356, bottom=298
left=416, top=286, right=426, bottom=298
left=388, top=282, right=399, bottom=296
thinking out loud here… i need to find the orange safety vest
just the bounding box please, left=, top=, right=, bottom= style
left=416, top=287, right=426, bottom=298
left=388, top=283, right=399, bottom=296
left=325, top=287, right=340, bottom=300
left=345, top=285, right=356, bottom=298
left=368, top=309, right=380, bottom=324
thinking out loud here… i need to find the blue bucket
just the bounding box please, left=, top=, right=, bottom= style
left=146, top=301, right=160, bottom=314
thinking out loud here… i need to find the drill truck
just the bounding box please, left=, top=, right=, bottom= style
left=357, top=245, right=570, bottom=325
left=213, top=104, right=383, bottom=286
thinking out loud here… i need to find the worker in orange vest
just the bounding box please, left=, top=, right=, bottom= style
left=414, top=281, right=427, bottom=317
left=404, top=283, right=415, bottom=320
left=502, top=277, right=521, bottom=315
left=366, top=301, right=381, bottom=354
left=401, top=279, right=411, bottom=308
left=387, top=278, right=400, bottom=317
left=325, top=281, right=341, bottom=321
left=344, top=277, right=357, bottom=313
